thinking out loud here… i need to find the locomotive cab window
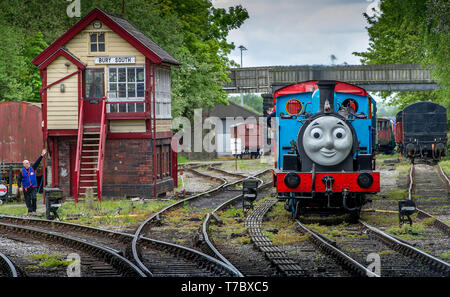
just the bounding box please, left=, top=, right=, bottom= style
left=341, top=99, right=358, bottom=113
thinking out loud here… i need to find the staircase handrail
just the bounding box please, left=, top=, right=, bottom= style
left=74, top=99, right=84, bottom=202
left=96, top=97, right=107, bottom=202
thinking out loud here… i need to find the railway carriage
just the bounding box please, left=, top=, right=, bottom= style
left=272, top=80, right=379, bottom=219
left=395, top=102, right=447, bottom=163
left=376, top=117, right=395, bottom=154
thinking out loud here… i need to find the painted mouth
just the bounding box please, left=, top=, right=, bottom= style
left=320, top=148, right=336, bottom=158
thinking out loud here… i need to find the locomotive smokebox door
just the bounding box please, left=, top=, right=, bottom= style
left=44, top=188, right=63, bottom=220
left=242, top=179, right=258, bottom=212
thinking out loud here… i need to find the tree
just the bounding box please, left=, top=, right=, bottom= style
left=228, top=94, right=263, bottom=114
left=353, top=0, right=449, bottom=113
left=0, top=22, right=32, bottom=101
left=0, top=0, right=249, bottom=117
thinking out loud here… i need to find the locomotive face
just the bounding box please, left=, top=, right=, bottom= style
left=302, top=116, right=353, bottom=166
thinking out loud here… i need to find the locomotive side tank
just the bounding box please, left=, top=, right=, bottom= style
left=273, top=80, right=379, bottom=220
left=395, top=101, right=447, bottom=162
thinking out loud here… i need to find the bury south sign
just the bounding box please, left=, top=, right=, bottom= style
left=94, top=56, right=136, bottom=64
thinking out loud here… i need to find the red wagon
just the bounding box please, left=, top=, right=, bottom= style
left=230, top=122, right=263, bottom=158
left=0, top=102, right=44, bottom=200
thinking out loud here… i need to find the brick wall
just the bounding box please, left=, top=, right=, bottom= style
left=55, top=136, right=174, bottom=199
left=56, top=136, right=76, bottom=196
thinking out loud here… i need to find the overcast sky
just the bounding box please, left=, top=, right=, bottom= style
left=212, top=0, right=377, bottom=67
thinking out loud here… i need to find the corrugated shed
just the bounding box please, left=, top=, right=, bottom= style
left=0, top=102, right=43, bottom=163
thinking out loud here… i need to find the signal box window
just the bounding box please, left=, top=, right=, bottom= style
left=108, top=66, right=145, bottom=113
left=90, top=33, right=105, bottom=52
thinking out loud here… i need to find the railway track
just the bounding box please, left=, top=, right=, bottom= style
left=0, top=218, right=145, bottom=277
left=0, top=214, right=236, bottom=277
left=0, top=250, right=19, bottom=277
left=131, top=166, right=270, bottom=276
left=245, top=195, right=449, bottom=277
left=201, top=172, right=274, bottom=276
left=246, top=198, right=363, bottom=276
left=302, top=218, right=448, bottom=276
left=410, top=163, right=450, bottom=234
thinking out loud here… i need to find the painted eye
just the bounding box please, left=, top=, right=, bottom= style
left=310, top=128, right=322, bottom=139
left=334, top=128, right=346, bottom=139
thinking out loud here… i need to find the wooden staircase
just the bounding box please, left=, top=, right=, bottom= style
left=74, top=97, right=107, bottom=202
left=78, top=124, right=100, bottom=198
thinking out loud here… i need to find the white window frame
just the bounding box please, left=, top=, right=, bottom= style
left=155, top=67, right=171, bottom=119
left=107, top=65, right=145, bottom=113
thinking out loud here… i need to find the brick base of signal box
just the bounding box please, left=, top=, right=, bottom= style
left=53, top=136, right=174, bottom=199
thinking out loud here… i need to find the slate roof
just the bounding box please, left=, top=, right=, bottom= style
left=33, top=8, right=181, bottom=67
left=102, top=9, right=181, bottom=66
left=209, top=101, right=262, bottom=119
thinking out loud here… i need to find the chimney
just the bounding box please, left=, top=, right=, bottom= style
left=317, top=80, right=336, bottom=113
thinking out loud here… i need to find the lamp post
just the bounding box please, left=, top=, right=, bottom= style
left=238, top=45, right=247, bottom=107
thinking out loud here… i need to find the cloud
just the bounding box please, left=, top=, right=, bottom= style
left=213, top=0, right=371, bottom=67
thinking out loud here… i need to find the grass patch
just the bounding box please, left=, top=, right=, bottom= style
left=177, top=155, right=189, bottom=163
left=59, top=198, right=176, bottom=227
left=439, top=251, right=450, bottom=261
left=385, top=222, right=427, bottom=240
left=439, top=157, right=450, bottom=176
left=305, top=222, right=368, bottom=241
left=0, top=204, right=28, bottom=216
left=376, top=153, right=401, bottom=160
left=25, top=253, right=73, bottom=270
left=415, top=197, right=447, bottom=202
left=361, top=213, right=399, bottom=226
left=394, top=163, right=411, bottom=176
left=385, top=188, right=408, bottom=200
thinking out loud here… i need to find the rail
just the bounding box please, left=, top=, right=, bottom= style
left=201, top=169, right=271, bottom=276
left=410, top=163, right=450, bottom=235
left=96, top=97, right=107, bottom=202
left=74, top=99, right=84, bottom=202
left=0, top=251, right=18, bottom=277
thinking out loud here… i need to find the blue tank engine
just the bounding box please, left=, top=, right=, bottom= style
left=272, top=80, right=380, bottom=220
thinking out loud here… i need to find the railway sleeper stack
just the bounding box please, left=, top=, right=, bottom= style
left=245, top=199, right=307, bottom=276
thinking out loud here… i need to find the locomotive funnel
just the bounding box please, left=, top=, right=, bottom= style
left=318, top=80, right=337, bottom=113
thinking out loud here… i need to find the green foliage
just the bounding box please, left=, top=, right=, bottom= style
left=353, top=0, right=449, bottom=116
left=228, top=94, right=263, bottom=114
left=0, top=0, right=249, bottom=118
left=26, top=253, right=73, bottom=270
left=440, top=251, right=450, bottom=261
